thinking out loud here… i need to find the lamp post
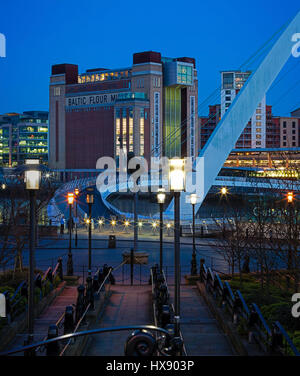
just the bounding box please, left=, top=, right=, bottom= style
left=86, top=188, right=94, bottom=276
left=169, top=158, right=185, bottom=341
left=157, top=188, right=166, bottom=274
left=74, top=188, right=79, bottom=247
left=190, top=194, right=197, bottom=276
left=287, top=191, right=294, bottom=271
left=24, top=159, right=41, bottom=347
left=67, top=192, right=74, bottom=276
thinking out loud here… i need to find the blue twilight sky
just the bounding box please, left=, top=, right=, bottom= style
left=0, top=0, right=299, bottom=116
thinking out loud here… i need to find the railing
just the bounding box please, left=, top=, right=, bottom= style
left=200, top=262, right=300, bottom=356
left=2, top=258, right=63, bottom=323
left=59, top=264, right=114, bottom=356
left=150, top=265, right=187, bottom=356
left=0, top=325, right=172, bottom=357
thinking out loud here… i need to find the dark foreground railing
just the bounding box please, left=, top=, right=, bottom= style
left=0, top=325, right=176, bottom=357
left=200, top=262, right=300, bottom=356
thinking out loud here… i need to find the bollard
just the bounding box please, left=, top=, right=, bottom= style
left=57, top=257, right=63, bottom=280
left=160, top=305, right=171, bottom=328
left=86, top=275, right=94, bottom=310
left=46, top=325, right=60, bottom=356
left=199, top=259, right=205, bottom=282
left=248, top=305, right=259, bottom=344
left=64, top=305, right=75, bottom=334
left=75, top=285, right=86, bottom=323
left=35, top=274, right=42, bottom=290
left=270, top=324, right=283, bottom=354
left=46, top=268, right=53, bottom=284
left=232, top=294, right=242, bottom=325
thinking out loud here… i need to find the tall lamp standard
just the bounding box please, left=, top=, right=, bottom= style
left=74, top=188, right=79, bottom=247
left=86, top=188, right=94, bottom=276
left=169, top=158, right=185, bottom=342
left=157, top=188, right=166, bottom=274
left=287, top=191, right=294, bottom=271
left=67, top=192, right=74, bottom=276
left=190, top=194, right=197, bottom=276
left=24, top=159, right=41, bottom=347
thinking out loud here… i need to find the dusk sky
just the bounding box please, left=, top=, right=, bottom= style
left=0, top=0, right=299, bottom=116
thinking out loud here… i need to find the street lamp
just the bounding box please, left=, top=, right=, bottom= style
left=189, top=193, right=197, bottom=276
left=24, top=159, right=41, bottom=347
left=74, top=188, right=79, bottom=247
left=220, top=187, right=228, bottom=196
left=287, top=191, right=294, bottom=203
left=111, top=219, right=116, bottom=232
left=169, top=158, right=185, bottom=341
left=86, top=187, right=94, bottom=276
left=157, top=188, right=166, bottom=273
left=67, top=192, right=74, bottom=276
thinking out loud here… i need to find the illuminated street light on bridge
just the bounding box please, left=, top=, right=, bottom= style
left=287, top=191, right=294, bottom=203
left=220, top=187, right=228, bottom=196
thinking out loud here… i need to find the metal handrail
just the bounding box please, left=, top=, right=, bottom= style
left=199, top=262, right=299, bottom=356
left=0, top=325, right=171, bottom=356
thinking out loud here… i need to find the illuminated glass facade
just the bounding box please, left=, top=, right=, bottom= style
left=0, top=111, right=48, bottom=167
left=164, top=87, right=181, bottom=157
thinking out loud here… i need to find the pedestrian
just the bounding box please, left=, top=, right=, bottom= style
left=60, top=216, right=64, bottom=234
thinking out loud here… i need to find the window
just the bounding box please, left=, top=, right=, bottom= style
left=293, top=122, right=296, bottom=128
left=293, top=130, right=296, bottom=134
left=225, top=90, right=231, bottom=95
left=293, top=142, right=296, bottom=146
left=283, top=121, right=287, bottom=128
left=256, top=128, right=261, bottom=133
left=222, top=73, right=234, bottom=89
left=54, top=87, right=61, bottom=96
left=256, top=115, right=261, bottom=120
left=225, top=103, right=230, bottom=107
left=256, top=121, right=261, bottom=126
left=225, top=96, right=231, bottom=101
left=283, top=129, right=286, bottom=134
left=283, top=142, right=286, bottom=146
left=256, top=109, right=261, bottom=114
left=283, top=136, right=286, bottom=140
left=140, top=108, right=144, bottom=156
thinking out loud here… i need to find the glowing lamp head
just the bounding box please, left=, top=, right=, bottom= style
left=157, top=188, right=166, bottom=204
left=24, top=159, right=41, bottom=190
left=169, top=158, right=185, bottom=192
left=166, top=223, right=171, bottom=229
left=287, top=192, right=294, bottom=203
left=111, top=220, right=116, bottom=226
left=86, top=187, right=94, bottom=204
left=124, top=220, right=130, bottom=227
left=74, top=188, right=79, bottom=196
left=138, top=221, right=143, bottom=228
left=98, top=219, right=104, bottom=225
left=86, top=218, right=90, bottom=224
left=1, top=184, right=6, bottom=190
left=152, top=222, right=158, bottom=228
left=67, top=192, right=74, bottom=205
left=221, top=187, right=228, bottom=195
left=190, top=194, right=197, bottom=205
left=45, top=173, right=50, bottom=178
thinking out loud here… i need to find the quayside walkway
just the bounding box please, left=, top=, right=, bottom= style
left=84, top=285, right=152, bottom=356
left=169, top=285, right=235, bottom=356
